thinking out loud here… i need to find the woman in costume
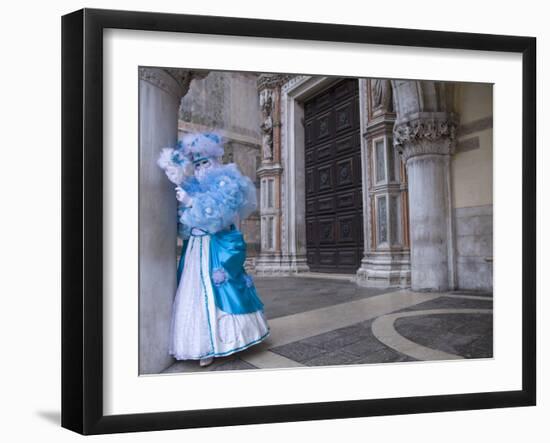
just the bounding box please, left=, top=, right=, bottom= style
left=158, top=132, right=270, bottom=367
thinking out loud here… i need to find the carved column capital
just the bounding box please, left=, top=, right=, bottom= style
left=164, top=68, right=208, bottom=97
left=139, top=67, right=208, bottom=99
left=257, top=74, right=292, bottom=91
left=393, top=112, right=458, bottom=163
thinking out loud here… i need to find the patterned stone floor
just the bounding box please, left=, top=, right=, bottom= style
left=162, top=277, right=493, bottom=374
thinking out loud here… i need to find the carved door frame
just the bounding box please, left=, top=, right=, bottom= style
left=280, top=76, right=365, bottom=273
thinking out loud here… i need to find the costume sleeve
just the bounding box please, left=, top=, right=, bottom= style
left=157, top=147, right=193, bottom=185
left=179, top=164, right=257, bottom=234
left=177, top=204, right=191, bottom=239
left=178, top=175, right=201, bottom=194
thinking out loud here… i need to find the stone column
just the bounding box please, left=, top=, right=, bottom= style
left=356, top=79, right=411, bottom=287
left=138, top=67, right=204, bottom=374
left=392, top=80, right=458, bottom=291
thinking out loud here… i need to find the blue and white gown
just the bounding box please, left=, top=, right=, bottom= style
left=168, top=164, right=270, bottom=360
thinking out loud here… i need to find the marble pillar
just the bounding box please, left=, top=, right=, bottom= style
left=138, top=67, right=203, bottom=374
left=393, top=102, right=458, bottom=291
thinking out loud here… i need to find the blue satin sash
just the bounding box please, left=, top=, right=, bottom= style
left=176, top=227, right=264, bottom=315
left=209, top=228, right=264, bottom=314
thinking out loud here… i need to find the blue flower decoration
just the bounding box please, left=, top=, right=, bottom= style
left=204, top=132, right=221, bottom=144
left=243, top=274, right=254, bottom=288
left=169, top=144, right=188, bottom=165
left=212, top=268, right=228, bottom=286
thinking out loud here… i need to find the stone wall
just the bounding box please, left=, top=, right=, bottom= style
left=178, top=71, right=262, bottom=259
left=452, top=83, right=493, bottom=208
left=451, top=82, right=493, bottom=292
left=454, top=205, right=493, bottom=291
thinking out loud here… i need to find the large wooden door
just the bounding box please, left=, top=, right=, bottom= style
left=304, top=79, right=363, bottom=273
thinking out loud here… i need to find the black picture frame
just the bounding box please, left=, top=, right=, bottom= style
left=61, top=8, right=536, bottom=435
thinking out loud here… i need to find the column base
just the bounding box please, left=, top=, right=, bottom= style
left=356, top=252, right=411, bottom=288
left=244, top=256, right=256, bottom=272
left=253, top=253, right=310, bottom=276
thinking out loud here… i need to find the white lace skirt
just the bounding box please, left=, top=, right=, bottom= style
left=168, top=233, right=270, bottom=360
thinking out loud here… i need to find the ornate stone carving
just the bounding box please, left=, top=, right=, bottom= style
left=393, top=113, right=458, bottom=162
left=165, top=68, right=208, bottom=96
left=259, top=89, right=274, bottom=161
left=139, top=67, right=182, bottom=98
left=257, top=73, right=292, bottom=91
left=139, top=67, right=208, bottom=98
left=257, top=74, right=297, bottom=163
left=372, top=79, right=393, bottom=112
left=281, top=75, right=309, bottom=94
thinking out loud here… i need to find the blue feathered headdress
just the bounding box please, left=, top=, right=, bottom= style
left=157, top=131, right=225, bottom=184
left=179, top=132, right=224, bottom=164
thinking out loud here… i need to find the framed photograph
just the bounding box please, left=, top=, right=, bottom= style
left=61, top=8, right=536, bottom=435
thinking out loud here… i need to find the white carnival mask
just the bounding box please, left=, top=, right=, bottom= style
left=194, top=158, right=220, bottom=180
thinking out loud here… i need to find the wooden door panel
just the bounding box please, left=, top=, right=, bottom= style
left=336, top=191, right=356, bottom=211
left=304, top=79, right=363, bottom=273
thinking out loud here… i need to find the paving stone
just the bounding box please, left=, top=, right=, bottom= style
left=304, top=350, right=363, bottom=367
left=303, top=332, right=364, bottom=352
left=394, top=317, right=448, bottom=339
left=341, top=336, right=388, bottom=357
left=394, top=313, right=493, bottom=359
left=320, top=334, right=366, bottom=352
left=163, top=280, right=494, bottom=374
left=270, top=341, right=327, bottom=363
left=161, top=361, right=200, bottom=373
left=272, top=316, right=390, bottom=363
left=396, top=296, right=493, bottom=313
left=254, top=277, right=394, bottom=319
left=300, top=319, right=374, bottom=348
left=458, top=336, right=493, bottom=359
left=355, top=347, right=417, bottom=364
left=300, top=329, right=344, bottom=347
left=210, top=358, right=257, bottom=371
left=449, top=290, right=493, bottom=298
left=332, top=322, right=374, bottom=339
left=450, top=314, right=493, bottom=336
